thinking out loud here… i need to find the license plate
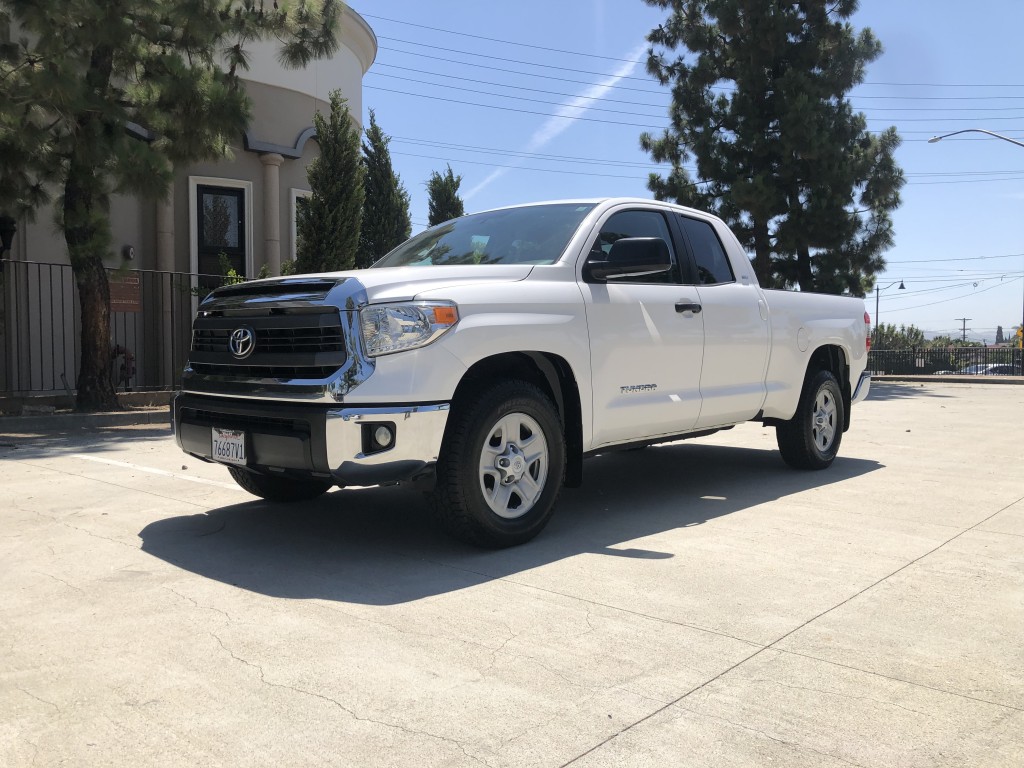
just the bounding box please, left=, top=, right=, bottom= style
left=211, top=427, right=247, bottom=466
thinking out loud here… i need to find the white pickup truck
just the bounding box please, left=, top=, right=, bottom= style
left=174, top=198, right=871, bottom=547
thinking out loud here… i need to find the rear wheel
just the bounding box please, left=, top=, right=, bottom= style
left=776, top=369, right=844, bottom=470
left=431, top=380, right=565, bottom=548
left=227, top=466, right=334, bottom=502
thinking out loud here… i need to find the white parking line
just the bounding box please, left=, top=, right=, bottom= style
left=71, top=454, right=243, bottom=490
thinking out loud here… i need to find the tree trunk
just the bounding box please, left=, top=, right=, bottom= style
left=65, top=162, right=117, bottom=412
left=752, top=217, right=772, bottom=287
left=796, top=242, right=814, bottom=293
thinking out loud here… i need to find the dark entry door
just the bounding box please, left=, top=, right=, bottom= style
left=197, top=185, right=246, bottom=292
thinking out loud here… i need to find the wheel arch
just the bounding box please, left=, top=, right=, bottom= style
left=805, top=344, right=852, bottom=432
left=449, top=351, right=584, bottom=488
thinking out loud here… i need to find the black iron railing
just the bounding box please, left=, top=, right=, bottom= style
left=0, top=260, right=223, bottom=396
left=868, top=347, right=1023, bottom=376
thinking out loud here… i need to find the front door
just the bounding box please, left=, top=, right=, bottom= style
left=580, top=208, right=705, bottom=449
left=196, top=185, right=246, bottom=294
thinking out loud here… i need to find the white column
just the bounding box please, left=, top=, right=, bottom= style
left=260, top=153, right=284, bottom=277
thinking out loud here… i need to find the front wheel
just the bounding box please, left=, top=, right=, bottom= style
left=431, top=380, right=565, bottom=548
left=776, top=369, right=845, bottom=470
left=227, top=466, right=334, bottom=502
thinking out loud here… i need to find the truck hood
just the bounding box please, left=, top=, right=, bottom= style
left=334, top=265, right=535, bottom=304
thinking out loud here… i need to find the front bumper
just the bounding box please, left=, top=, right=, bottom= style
left=852, top=371, right=871, bottom=405
left=174, top=393, right=449, bottom=487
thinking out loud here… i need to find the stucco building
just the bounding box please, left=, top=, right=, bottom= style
left=0, top=8, right=376, bottom=397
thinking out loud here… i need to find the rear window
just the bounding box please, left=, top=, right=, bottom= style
left=373, top=204, right=596, bottom=268
left=678, top=216, right=734, bottom=285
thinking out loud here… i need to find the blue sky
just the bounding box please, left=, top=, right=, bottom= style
left=347, top=0, right=1024, bottom=342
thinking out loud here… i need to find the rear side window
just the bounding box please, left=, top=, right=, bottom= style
left=678, top=216, right=734, bottom=285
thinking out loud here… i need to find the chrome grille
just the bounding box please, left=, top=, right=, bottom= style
left=188, top=309, right=346, bottom=380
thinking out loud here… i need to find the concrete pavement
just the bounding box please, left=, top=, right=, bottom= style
left=1, top=381, right=1022, bottom=767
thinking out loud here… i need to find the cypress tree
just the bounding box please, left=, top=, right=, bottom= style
left=426, top=164, right=465, bottom=226
left=295, top=91, right=364, bottom=273
left=0, top=0, right=340, bottom=410
left=642, top=0, right=905, bottom=295
left=358, top=110, right=411, bottom=268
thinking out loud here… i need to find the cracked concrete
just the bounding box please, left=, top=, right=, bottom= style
left=2, top=382, right=1023, bottom=766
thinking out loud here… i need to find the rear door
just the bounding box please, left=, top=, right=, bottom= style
left=579, top=207, right=705, bottom=448
left=674, top=214, right=769, bottom=428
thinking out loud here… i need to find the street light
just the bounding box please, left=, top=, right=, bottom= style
left=929, top=128, right=1024, bottom=351
left=928, top=129, right=1024, bottom=149
left=874, top=279, right=905, bottom=342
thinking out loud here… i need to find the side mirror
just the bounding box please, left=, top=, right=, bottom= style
left=583, top=237, right=673, bottom=282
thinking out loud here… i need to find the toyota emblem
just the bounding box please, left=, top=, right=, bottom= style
left=228, top=326, right=256, bottom=359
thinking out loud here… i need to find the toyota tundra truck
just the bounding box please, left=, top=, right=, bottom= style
left=174, top=198, right=872, bottom=547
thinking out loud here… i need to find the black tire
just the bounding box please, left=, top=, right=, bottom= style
left=431, top=380, right=565, bottom=548
left=776, top=369, right=845, bottom=470
left=227, top=466, right=333, bottom=502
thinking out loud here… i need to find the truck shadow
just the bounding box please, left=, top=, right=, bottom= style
left=867, top=383, right=954, bottom=401
left=139, top=442, right=882, bottom=606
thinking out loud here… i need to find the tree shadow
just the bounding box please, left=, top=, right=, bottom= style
left=867, top=383, right=955, bottom=401
left=0, top=424, right=172, bottom=460
left=139, top=442, right=882, bottom=606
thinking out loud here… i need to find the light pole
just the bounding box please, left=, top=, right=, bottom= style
left=874, top=280, right=905, bottom=343
left=929, top=128, right=1024, bottom=354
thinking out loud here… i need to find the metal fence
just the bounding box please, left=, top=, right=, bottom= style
left=4, top=262, right=1021, bottom=397
left=0, top=260, right=202, bottom=396
left=868, top=346, right=1024, bottom=376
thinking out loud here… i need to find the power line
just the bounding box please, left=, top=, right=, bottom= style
left=379, top=37, right=653, bottom=82
left=391, top=137, right=670, bottom=168
left=885, top=277, right=1023, bottom=312
left=361, top=13, right=644, bottom=64
left=365, top=72, right=666, bottom=119
left=390, top=150, right=699, bottom=181
left=366, top=12, right=1024, bottom=95
left=364, top=85, right=665, bottom=128
left=376, top=46, right=666, bottom=95
left=373, top=64, right=1024, bottom=116
left=393, top=137, right=1024, bottom=182
left=373, top=63, right=667, bottom=108
left=887, top=252, right=1024, bottom=264
left=367, top=83, right=1024, bottom=140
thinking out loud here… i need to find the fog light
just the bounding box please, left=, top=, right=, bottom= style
left=374, top=425, right=394, bottom=448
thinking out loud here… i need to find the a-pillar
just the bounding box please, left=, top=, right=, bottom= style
left=260, top=152, right=284, bottom=277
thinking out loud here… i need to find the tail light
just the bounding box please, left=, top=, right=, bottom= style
left=864, top=311, right=872, bottom=351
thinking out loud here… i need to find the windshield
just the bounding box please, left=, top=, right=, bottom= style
left=372, top=203, right=596, bottom=268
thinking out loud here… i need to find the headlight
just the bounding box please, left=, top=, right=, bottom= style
left=360, top=301, right=459, bottom=357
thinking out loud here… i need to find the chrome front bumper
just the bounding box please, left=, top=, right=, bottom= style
left=325, top=404, right=450, bottom=485
left=852, top=372, right=871, bottom=404
left=174, top=394, right=450, bottom=487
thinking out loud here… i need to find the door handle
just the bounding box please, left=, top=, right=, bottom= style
left=675, top=302, right=702, bottom=314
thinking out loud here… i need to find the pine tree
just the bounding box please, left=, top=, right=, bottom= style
left=996, top=326, right=1005, bottom=344
left=0, top=0, right=340, bottom=410
left=642, top=0, right=905, bottom=295
left=358, top=110, right=411, bottom=268
left=426, top=164, right=465, bottom=226
left=295, top=91, right=364, bottom=273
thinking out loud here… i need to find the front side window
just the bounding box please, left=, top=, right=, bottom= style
left=372, top=203, right=596, bottom=268
left=587, top=209, right=678, bottom=284
left=678, top=216, right=734, bottom=285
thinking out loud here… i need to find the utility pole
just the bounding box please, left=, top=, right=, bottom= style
left=956, top=317, right=973, bottom=342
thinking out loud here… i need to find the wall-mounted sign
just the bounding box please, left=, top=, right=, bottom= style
left=108, top=271, right=141, bottom=313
